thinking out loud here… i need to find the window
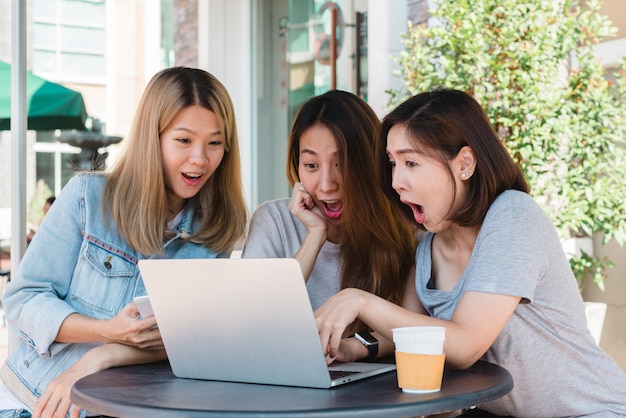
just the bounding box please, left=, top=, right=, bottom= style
left=33, top=0, right=106, bottom=79
left=33, top=131, right=80, bottom=196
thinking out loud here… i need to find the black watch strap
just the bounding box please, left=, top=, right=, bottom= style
left=354, top=331, right=379, bottom=360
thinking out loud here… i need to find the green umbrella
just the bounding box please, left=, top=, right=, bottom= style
left=0, top=60, right=88, bottom=131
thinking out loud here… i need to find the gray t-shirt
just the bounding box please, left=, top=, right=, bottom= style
left=415, top=190, right=626, bottom=417
left=242, top=199, right=341, bottom=310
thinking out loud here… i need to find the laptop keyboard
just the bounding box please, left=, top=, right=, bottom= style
left=329, top=370, right=361, bottom=380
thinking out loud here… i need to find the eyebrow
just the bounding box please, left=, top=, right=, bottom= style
left=387, top=148, right=418, bottom=156
left=300, top=148, right=338, bottom=156
left=170, top=126, right=222, bottom=137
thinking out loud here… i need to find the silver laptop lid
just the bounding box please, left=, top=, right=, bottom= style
left=138, top=258, right=335, bottom=388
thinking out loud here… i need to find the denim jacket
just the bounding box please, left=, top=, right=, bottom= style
left=1, top=173, right=227, bottom=410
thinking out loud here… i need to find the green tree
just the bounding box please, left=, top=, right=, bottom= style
left=389, top=0, right=626, bottom=290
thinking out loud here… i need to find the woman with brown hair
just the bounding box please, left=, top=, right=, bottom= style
left=243, top=90, right=417, bottom=363
left=315, top=89, right=626, bottom=416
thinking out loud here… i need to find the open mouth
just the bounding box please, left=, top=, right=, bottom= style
left=402, top=198, right=425, bottom=225
left=411, top=204, right=425, bottom=224
left=321, top=200, right=343, bottom=219
left=182, top=172, right=203, bottom=185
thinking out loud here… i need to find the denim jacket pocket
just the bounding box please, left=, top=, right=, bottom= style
left=70, top=238, right=137, bottom=318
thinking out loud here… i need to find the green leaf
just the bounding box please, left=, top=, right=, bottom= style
left=388, top=0, right=626, bottom=292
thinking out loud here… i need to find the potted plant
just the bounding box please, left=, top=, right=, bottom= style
left=388, top=0, right=626, bottom=296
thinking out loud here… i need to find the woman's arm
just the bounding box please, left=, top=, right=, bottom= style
left=331, top=332, right=395, bottom=364
left=315, top=288, right=520, bottom=369
left=291, top=229, right=326, bottom=282
left=56, top=301, right=163, bottom=349
left=4, top=176, right=87, bottom=355
left=4, top=175, right=158, bottom=354
left=243, top=190, right=328, bottom=283
left=286, top=182, right=328, bottom=282
left=331, top=265, right=424, bottom=363
left=32, top=343, right=167, bottom=418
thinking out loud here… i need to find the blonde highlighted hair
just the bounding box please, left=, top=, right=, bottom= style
left=104, top=67, right=247, bottom=255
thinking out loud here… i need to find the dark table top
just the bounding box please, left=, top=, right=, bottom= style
left=71, top=360, right=513, bottom=418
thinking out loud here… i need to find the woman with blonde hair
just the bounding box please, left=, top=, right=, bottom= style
left=0, top=67, right=247, bottom=418
left=243, top=90, right=417, bottom=363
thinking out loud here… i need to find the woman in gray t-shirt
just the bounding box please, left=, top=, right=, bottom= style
left=315, top=89, right=626, bottom=417
left=243, top=90, right=417, bottom=364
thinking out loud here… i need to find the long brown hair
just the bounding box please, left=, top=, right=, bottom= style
left=288, top=90, right=417, bottom=332
left=104, top=67, right=247, bottom=255
left=378, top=89, right=528, bottom=228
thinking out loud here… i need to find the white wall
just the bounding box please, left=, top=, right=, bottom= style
left=199, top=0, right=254, bottom=211
left=594, top=37, right=626, bottom=67
left=366, top=0, right=408, bottom=118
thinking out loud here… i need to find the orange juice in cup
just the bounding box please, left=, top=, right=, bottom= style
left=392, top=326, right=446, bottom=393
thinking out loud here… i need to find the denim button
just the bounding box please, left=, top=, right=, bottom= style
left=104, top=256, right=112, bottom=269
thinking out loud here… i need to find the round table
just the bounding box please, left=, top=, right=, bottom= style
left=71, top=360, right=513, bottom=418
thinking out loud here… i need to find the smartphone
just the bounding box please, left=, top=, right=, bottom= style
left=133, top=295, right=154, bottom=319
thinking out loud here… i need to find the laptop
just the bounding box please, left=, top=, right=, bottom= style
left=137, top=257, right=396, bottom=389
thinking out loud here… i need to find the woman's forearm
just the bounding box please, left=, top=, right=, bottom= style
left=56, top=313, right=110, bottom=344
left=294, top=229, right=326, bottom=282
left=81, top=343, right=167, bottom=372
